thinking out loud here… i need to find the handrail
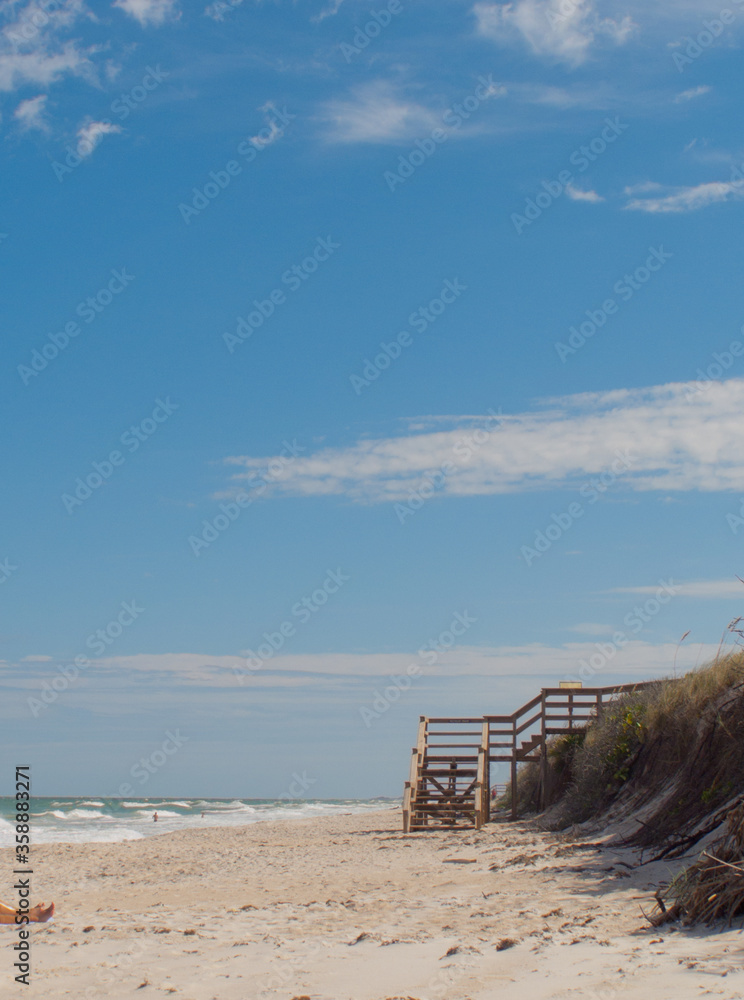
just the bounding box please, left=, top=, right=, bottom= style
left=404, top=679, right=668, bottom=830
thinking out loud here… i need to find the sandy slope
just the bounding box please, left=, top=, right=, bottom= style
left=4, top=808, right=744, bottom=999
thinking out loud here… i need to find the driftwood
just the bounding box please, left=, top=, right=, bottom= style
left=649, top=803, right=744, bottom=925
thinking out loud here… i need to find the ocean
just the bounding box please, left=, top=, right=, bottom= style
left=0, top=796, right=396, bottom=846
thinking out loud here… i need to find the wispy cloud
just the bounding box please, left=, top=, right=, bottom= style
left=221, top=378, right=744, bottom=502
left=14, top=93, right=49, bottom=131
left=473, top=0, right=635, bottom=66
left=625, top=180, right=740, bottom=213
left=321, top=80, right=441, bottom=144
left=76, top=118, right=122, bottom=157
left=0, top=1, right=101, bottom=93
left=2, top=641, right=720, bottom=690
left=611, top=579, right=744, bottom=599
left=204, top=0, right=246, bottom=20
left=675, top=84, right=711, bottom=102
left=565, top=181, right=604, bottom=202
left=313, top=0, right=345, bottom=22
left=113, top=0, right=180, bottom=26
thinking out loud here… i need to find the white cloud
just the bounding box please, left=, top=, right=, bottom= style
left=75, top=118, right=122, bottom=157
left=113, top=0, right=179, bottom=26
left=248, top=106, right=283, bottom=147
left=675, top=84, right=711, bottom=102
left=221, top=378, right=744, bottom=502
left=313, top=0, right=345, bottom=22
left=204, top=0, right=246, bottom=20
left=0, top=2, right=98, bottom=93
left=473, top=0, right=635, bottom=66
left=14, top=92, right=48, bottom=130
left=565, top=181, right=604, bottom=201
left=0, top=43, right=93, bottom=93
left=321, top=80, right=441, bottom=144
left=611, top=579, right=744, bottom=599
left=515, top=82, right=613, bottom=108
left=625, top=180, right=740, bottom=213
left=3, top=640, right=721, bottom=688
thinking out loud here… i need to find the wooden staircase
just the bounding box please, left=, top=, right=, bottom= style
left=403, top=682, right=656, bottom=832
left=403, top=718, right=491, bottom=831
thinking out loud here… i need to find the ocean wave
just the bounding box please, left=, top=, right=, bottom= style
left=78, top=800, right=105, bottom=807
left=1, top=797, right=397, bottom=846
left=0, top=816, right=15, bottom=848
left=33, top=808, right=110, bottom=821
left=135, top=809, right=182, bottom=818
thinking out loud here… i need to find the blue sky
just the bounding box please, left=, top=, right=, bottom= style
left=3, top=0, right=744, bottom=797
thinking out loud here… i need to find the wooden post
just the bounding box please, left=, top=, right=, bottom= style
left=402, top=746, right=418, bottom=832
left=510, top=715, right=518, bottom=821
left=539, top=688, right=548, bottom=811
left=416, top=716, right=428, bottom=827
left=482, top=720, right=491, bottom=825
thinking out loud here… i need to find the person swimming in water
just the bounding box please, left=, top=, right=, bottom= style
left=0, top=900, right=54, bottom=924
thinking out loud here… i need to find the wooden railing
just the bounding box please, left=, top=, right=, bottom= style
left=403, top=681, right=658, bottom=830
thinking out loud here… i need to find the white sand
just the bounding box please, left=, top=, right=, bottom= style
left=5, top=808, right=744, bottom=998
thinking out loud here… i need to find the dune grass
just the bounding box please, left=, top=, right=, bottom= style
left=507, top=650, right=744, bottom=839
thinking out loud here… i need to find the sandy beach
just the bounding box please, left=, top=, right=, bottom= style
left=5, top=808, right=744, bottom=998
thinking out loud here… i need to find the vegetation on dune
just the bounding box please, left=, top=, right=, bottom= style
left=501, top=649, right=744, bottom=923
left=507, top=651, right=744, bottom=833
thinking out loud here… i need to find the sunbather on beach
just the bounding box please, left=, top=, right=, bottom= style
left=0, top=900, right=54, bottom=924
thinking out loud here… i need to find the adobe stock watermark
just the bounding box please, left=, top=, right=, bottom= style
left=521, top=450, right=635, bottom=566
left=0, top=558, right=18, bottom=585
left=384, top=75, right=503, bottom=192
left=4, top=0, right=67, bottom=49
left=17, top=268, right=135, bottom=385
left=178, top=104, right=295, bottom=223
left=359, top=610, right=476, bottom=727
left=51, top=67, right=169, bottom=181
left=671, top=2, right=744, bottom=71
left=280, top=770, right=318, bottom=799
left=340, top=0, right=403, bottom=61
left=128, top=730, right=190, bottom=788
left=394, top=408, right=504, bottom=523
left=61, top=398, right=178, bottom=514
left=233, top=568, right=350, bottom=682
left=511, top=117, right=628, bottom=235
left=565, top=580, right=679, bottom=684
left=554, top=246, right=673, bottom=362
left=188, top=438, right=305, bottom=555
left=27, top=600, right=145, bottom=717
left=349, top=277, right=466, bottom=393
left=683, top=336, right=744, bottom=400
left=222, top=236, right=340, bottom=353
left=111, top=64, right=169, bottom=120
left=725, top=497, right=744, bottom=534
